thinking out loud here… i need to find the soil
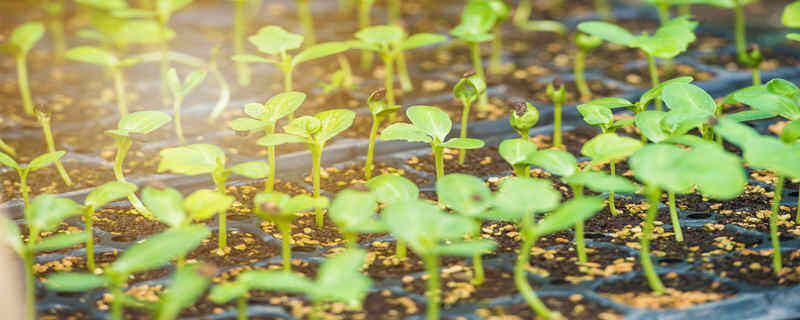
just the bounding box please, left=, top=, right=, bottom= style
left=310, top=161, right=430, bottom=194
left=1, top=160, right=115, bottom=201
left=607, top=62, right=716, bottom=88
left=406, top=146, right=511, bottom=177
left=471, top=295, right=624, bottom=320
left=695, top=248, right=800, bottom=287
left=699, top=48, right=800, bottom=71
left=596, top=273, right=738, bottom=309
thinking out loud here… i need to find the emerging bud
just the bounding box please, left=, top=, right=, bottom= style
left=509, top=102, right=540, bottom=137
left=546, top=78, right=567, bottom=106
left=575, top=33, right=603, bottom=51
left=512, top=101, right=527, bottom=117
left=371, top=88, right=387, bottom=101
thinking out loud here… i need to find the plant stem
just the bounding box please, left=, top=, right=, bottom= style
left=468, top=42, right=488, bottom=111
left=365, top=115, right=380, bottom=179
left=422, top=253, right=440, bottom=320
left=553, top=101, right=563, bottom=148
left=344, top=231, right=357, bottom=249
left=656, top=2, right=670, bottom=25
left=23, top=249, right=36, bottom=320
left=595, top=0, right=613, bottom=21
left=458, top=99, right=472, bottom=165
left=297, top=0, right=316, bottom=46
left=279, top=222, right=292, bottom=271
left=771, top=174, right=784, bottom=275
left=266, top=124, right=277, bottom=191
left=173, top=95, right=185, bottom=145
left=0, top=138, right=16, bottom=157
left=734, top=0, right=747, bottom=62
left=382, top=51, right=397, bottom=123
left=396, top=51, right=412, bottom=92
left=237, top=296, right=247, bottom=320
left=572, top=184, right=587, bottom=263
left=209, top=47, right=232, bottom=122
left=668, top=191, right=683, bottom=242
left=609, top=160, right=618, bottom=216
left=513, top=0, right=532, bottom=27
left=489, top=28, right=502, bottom=73
left=112, top=138, right=151, bottom=216
left=387, top=0, right=400, bottom=25
left=396, top=239, right=406, bottom=260
left=213, top=172, right=229, bottom=250
left=516, top=214, right=556, bottom=318
left=38, top=112, right=73, bottom=186
left=752, top=68, right=761, bottom=86
left=111, top=280, right=123, bottom=320
left=17, top=56, right=34, bottom=115
left=84, top=205, right=96, bottom=271
left=233, top=0, right=251, bottom=87
left=358, top=0, right=374, bottom=70
left=643, top=185, right=666, bottom=293
left=575, top=48, right=590, bottom=101
left=310, top=299, right=323, bottom=320
left=433, top=145, right=445, bottom=178
left=111, top=67, right=128, bottom=116
left=472, top=218, right=485, bottom=285
left=646, top=53, right=662, bottom=111
left=311, top=144, right=324, bottom=228
left=514, top=164, right=530, bottom=178
left=20, top=171, right=30, bottom=207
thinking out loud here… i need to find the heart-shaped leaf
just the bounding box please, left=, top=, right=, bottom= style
left=110, top=224, right=209, bottom=276
left=26, top=195, right=83, bottom=233
left=185, top=189, right=234, bottom=221
left=158, top=144, right=225, bottom=175
left=85, top=181, right=137, bottom=208
left=437, top=174, right=492, bottom=216
left=407, top=106, right=452, bottom=142
left=532, top=196, right=604, bottom=237
left=366, top=174, right=418, bottom=204
left=248, top=26, right=303, bottom=55
left=142, top=186, right=186, bottom=228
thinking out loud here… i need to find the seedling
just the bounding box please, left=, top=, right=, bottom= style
left=166, top=68, right=207, bottom=145
left=509, top=101, right=539, bottom=139
left=547, top=78, right=567, bottom=147
left=454, top=71, right=487, bottom=164
left=784, top=1, right=800, bottom=41
left=481, top=0, right=511, bottom=73
left=151, top=263, right=216, bottom=320
left=75, top=0, right=167, bottom=51
left=366, top=174, right=419, bottom=259
left=82, top=181, right=137, bottom=270
left=297, top=0, right=316, bottom=45
left=0, top=22, right=45, bottom=115
left=65, top=46, right=142, bottom=116
left=155, top=0, right=195, bottom=106
left=578, top=17, right=698, bottom=110
left=694, top=0, right=759, bottom=63
left=451, top=0, right=497, bottom=110
left=0, top=139, right=16, bottom=158
left=318, top=68, right=356, bottom=95
left=231, top=92, right=305, bottom=191
left=258, top=109, right=355, bottom=227
left=45, top=224, right=210, bottom=320
left=209, top=249, right=371, bottom=320
left=381, top=106, right=485, bottom=178
left=715, top=118, right=800, bottom=275
left=574, top=33, right=604, bottom=101
left=383, top=199, right=496, bottom=320
left=230, top=0, right=256, bottom=86
left=253, top=191, right=328, bottom=271
left=234, top=26, right=349, bottom=119
left=158, top=143, right=269, bottom=249
left=499, top=138, right=537, bottom=177
left=328, top=186, right=385, bottom=248
left=357, top=0, right=376, bottom=69
left=0, top=151, right=65, bottom=207
left=105, top=111, right=172, bottom=216
left=364, top=89, right=401, bottom=179
left=3, top=195, right=84, bottom=320
left=35, top=109, right=73, bottom=186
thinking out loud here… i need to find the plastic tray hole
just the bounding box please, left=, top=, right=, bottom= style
left=227, top=214, right=251, bottom=221
left=780, top=234, right=796, bottom=241
left=789, top=191, right=799, bottom=197
left=111, top=235, right=137, bottom=242
left=550, top=278, right=569, bottom=285
left=659, top=257, right=685, bottom=264
left=55, top=291, right=84, bottom=298
left=687, top=213, right=712, bottom=219
left=291, top=246, right=317, bottom=253
left=584, top=232, right=606, bottom=239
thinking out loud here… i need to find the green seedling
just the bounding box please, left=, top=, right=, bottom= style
left=547, top=78, right=567, bottom=147
left=692, top=0, right=759, bottom=63
left=234, top=26, right=348, bottom=119
left=0, top=139, right=16, bottom=158
left=499, top=138, right=537, bottom=177
left=166, top=67, right=207, bottom=145
left=45, top=224, right=210, bottom=320
left=509, top=101, right=540, bottom=140
left=254, top=191, right=328, bottom=271
left=578, top=17, right=698, bottom=110
left=105, top=111, right=171, bottom=216
left=364, top=89, right=401, bottom=179
left=0, top=151, right=65, bottom=207
left=158, top=143, right=269, bottom=249
left=231, top=92, right=305, bottom=191
left=3, top=195, right=84, bottom=320
left=34, top=109, right=72, bottom=186
left=75, top=0, right=167, bottom=51
left=328, top=186, right=385, bottom=248
left=357, top=0, right=376, bottom=69
left=715, top=118, right=800, bottom=275
left=478, top=0, right=511, bottom=73
left=207, top=44, right=232, bottom=122
left=366, top=174, right=419, bottom=260
left=383, top=199, right=496, bottom=320
left=155, top=0, right=195, bottom=106
left=1, top=22, right=45, bottom=115
left=451, top=0, right=497, bottom=110
left=574, top=33, right=604, bottom=101
left=230, top=0, right=260, bottom=86
left=318, top=67, right=356, bottom=95
left=381, top=106, right=485, bottom=178
left=454, top=71, right=487, bottom=164
left=297, top=0, right=316, bottom=45
left=784, top=1, right=800, bottom=41
left=258, top=109, right=355, bottom=227
left=209, top=249, right=371, bottom=320
left=351, top=25, right=447, bottom=116
left=81, top=181, right=137, bottom=270
left=66, top=46, right=142, bottom=116
left=630, top=137, right=745, bottom=292
left=152, top=263, right=216, bottom=320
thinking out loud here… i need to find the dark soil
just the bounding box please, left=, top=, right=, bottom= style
left=406, top=146, right=511, bottom=177
left=696, top=248, right=800, bottom=287
left=312, top=161, right=430, bottom=194
left=596, top=273, right=738, bottom=309
left=607, top=62, right=716, bottom=88
left=1, top=160, right=115, bottom=201
left=471, top=295, right=623, bottom=320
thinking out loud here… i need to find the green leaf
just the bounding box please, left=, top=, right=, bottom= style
left=85, top=181, right=137, bottom=208
left=230, top=118, right=266, bottom=132
left=28, top=151, right=65, bottom=171
left=118, top=111, right=172, bottom=134
left=315, top=109, right=356, bottom=143
left=355, top=25, right=406, bottom=45
left=766, top=78, right=800, bottom=98
left=2, top=218, right=23, bottom=254
left=185, top=189, right=234, bottom=221
left=257, top=133, right=308, bottom=146
left=786, top=1, right=800, bottom=28
left=400, top=33, right=448, bottom=51
left=157, top=0, right=193, bottom=18
left=141, top=186, right=186, bottom=228
left=498, top=138, right=537, bottom=166
left=533, top=197, right=604, bottom=237
left=242, top=270, right=313, bottom=293
left=26, top=195, right=83, bottom=233
left=493, top=178, right=561, bottom=219
left=635, top=17, right=697, bottom=59
left=32, top=232, right=87, bottom=253
left=166, top=68, right=182, bottom=97
left=230, top=161, right=270, bottom=179
left=284, top=116, right=321, bottom=139
left=720, top=109, right=775, bottom=123
left=383, top=200, right=478, bottom=255
left=781, top=119, right=800, bottom=144
left=454, top=73, right=486, bottom=107
left=110, top=224, right=209, bottom=276
left=329, top=190, right=384, bottom=233
left=451, top=1, right=497, bottom=42
left=441, top=138, right=484, bottom=149
left=313, top=249, right=372, bottom=306
left=529, top=149, right=577, bottom=177
left=380, top=123, right=432, bottom=143
left=249, top=26, right=303, bottom=55
left=181, top=70, right=207, bottom=96
left=715, top=119, right=800, bottom=179
left=158, top=144, right=226, bottom=175
left=734, top=85, right=800, bottom=120
left=293, top=42, right=350, bottom=66
left=583, top=97, right=633, bottom=109
left=635, top=111, right=671, bottom=143
left=208, top=282, right=249, bottom=303
left=630, top=144, right=690, bottom=192
left=0, top=152, right=19, bottom=169
left=156, top=264, right=212, bottom=320
left=8, top=22, right=45, bottom=55
left=674, top=143, right=746, bottom=199
left=75, top=0, right=128, bottom=10
left=581, top=133, right=643, bottom=164
left=231, top=54, right=278, bottom=64
left=562, top=171, right=640, bottom=193
left=65, top=46, right=119, bottom=67
left=577, top=103, right=613, bottom=127
left=45, top=273, right=109, bottom=292
left=639, top=76, right=694, bottom=108
left=436, top=174, right=492, bottom=216
left=662, top=83, right=716, bottom=116
left=434, top=239, right=496, bottom=256
left=789, top=33, right=800, bottom=41
left=407, top=106, right=452, bottom=142
left=576, top=21, right=635, bottom=46
left=366, top=174, right=418, bottom=204
left=262, top=92, right=306, bottom=122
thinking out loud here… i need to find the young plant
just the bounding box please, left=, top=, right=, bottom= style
left=357, top=0, right=376, bottom=69
left=234, top=26, right=349, bottom=119
left=328, top=186, right=386, bottom=248
left=209, top=249, right=371, bottom=320
left=3, top=195, right=84, bottom=320
left=366, top=174, right=419, bottom=260
left=694, top=0, right=758, bottom=63
left=482, top=0, right=511, bottom=73
left=45, top=224, right=210, bottom=320
left=258, top=109, right=355, bottom=227
left=253, top=192, right=329, bottom=271
left=509, top=101, right=539, bottom=140
left=66, top=46, right=142, bottom=116
left=784, top=1, right=800, bottom=41
left=547, top=78, right=567, bottom=148
left=231, top=91, right=305, bottom=191
left=451, top=0, right=497, bottom=110
left=230, top=0, right=256, bottom=86
left=158, top=144, right=269, bottom=250
left=166, top=68, right=207, bottom=145
left=297, top=0, right=316, bottom=45
left=381, top=106, right=485, bottom=178
left=577, top=17, right=698, bottom=110
left=630, top=137, right=745, bottom=292
left=715, top=118, right=800, bottom=275
left=499, top=138, right=537, bottom=177
left=105, top=111, right=172, bottom=215
left=35, top=109, right=72, bottom=186
left=81, top=181, right=138, bottom=270
left=383, top=199, right=496, bottom=320
left=0, top=151, right=65, bottom=207
left=454, top=71, right=487, bottom=164
left=151, top=263, right=216, bottom=320
left=0, top=22, right=45, bottom=115
left=364, top=89, right=401, bottom=179
left=155, top=0, right=195, bottom=106
left=574, top=33, right=604, bottom=101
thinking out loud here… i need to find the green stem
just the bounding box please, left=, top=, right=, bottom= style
left=279, top=222, right=292, bottom=271
left=173, top=95, right=185, bottom=145
left=752, top=68, right=761, bottom=86
left=396, top=239, right=407, bottom=260
left=734, top=0, right=747, bottom=62
left=266, top=124, right=276, bottom=191
left=111, top=67, right=128, bottom=116
left=311, top=144, right=324, bottom=228
left=490, top=28, right=502, bottom=73
left=0, top=139, right=16, bottom=157
left=573, top=184, right=587, bottom=263
left=515, top=212, right=556, bottom=318
left=383, top=51, right=396, bottom=122
left=575, top=49, right=590, bottom=101
left=112, top=138, right=150, bottom=216
left=365, top=115, right=380, bottom=180
left=344, top=231, right=357, bottom=249
left=209, top=47, right=232, bottom=122
left=656, top=3, right=670, bottom=25
left=396, top=51, right=412, bottom=92
left=39, top=113, right=73, bottom=186
left=48, top=2, right=66, bottom=63
left=513, top=0, right=532, bottom=27
left=111, top=280, right=124, bottom=320
left=458, top=99, right=472, bottom=165
left=297, top=0, right=316, bottom=46
left=214, top=173, right=228, bottom=250
left=668, top=191, right=683, bottom=242
left=85, top=205, right=96, bottom=271
left=422, top=253, right=440, bottom=320
left=20, top=171, right=30, bottom=208
left=595, top=0, right=613, bottom=21
left=553, top=102, right=563, bottom=148
left=310, top=299, right=323, bottom=320
left=469, top=42, right=488, bottom=111
left=646, top=53, right=662, bottom=111
left=514, top=164, right=530, bottom=178
left=237, top=296, right=247, bottom=320
left=609, top=160, right=618, bottom=216
left=387, top=0, right=400, bottom=25
left=358, top=0, right=374, bottom=70
left=17, top=56, right=34, bottom=115
left=472, top=218, right=485, bottom=285
left=643, top=185, right=666, bottom=293
left=23, top=250, right=35, bottom=320
left=771, top=174, right=784, bottom=275
left=233, top=0, right=251, bottom=87
left=433, top=145, right=444, bottom=178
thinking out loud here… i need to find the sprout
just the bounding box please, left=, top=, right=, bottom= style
left=509, top=101, right=539, bottom=139
left=547, top=78, right=567, bottom=148
left=231, top=92, right=305, bottom=191
left=499, top=138, right=537, bottom=177
left=158, top=144, right=269, bottom=250
left=258, top=109, right=355, bottom=227
left=3, top=195, right=84, bottom=320
left=34, top=109, right=73, bottom=186
left=0, top=22, right=45, bottom=115
left=357, top=0, right=377, bottom=69
left=65, top=46, right=142, bottom=116
left=166, top=68, right=208, bottom=145
left=0, top=151, right=65, bottom=207
left=328, top=186, right=385, bottom=248
left=366, top=174, right=419, bottom=259
left=82, top=181, right=138, bottom=270
left=784, top=1, right=800, bottom=41
left=481, top=0, right=511, bottom=73
left=574, top=33, right=604, bottom=101
left=692, top=0, right=759, bottom=64
left=105, top=111, right=172, bottom=216
left=45, top=225, right=210, bottom=320
left=578, top=17, right=698, bottom=111
left=454, top=71, right=487, bottom=164
left=209, top=249, right=372, bottom=320
left=297, top=0, right=316, bottom=45
left=230, top=0, right=257, bottom=86
left=364, top=89, right=401, bottom=179
left=381, top=106, right=485, bottom=178
left=451, top=1, right=497, bottom=110
left=155, top=0, right=195, bottom=106
left=383, top=199, right=496, bottom=320
left=254, top=192, right=329, bottom=271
